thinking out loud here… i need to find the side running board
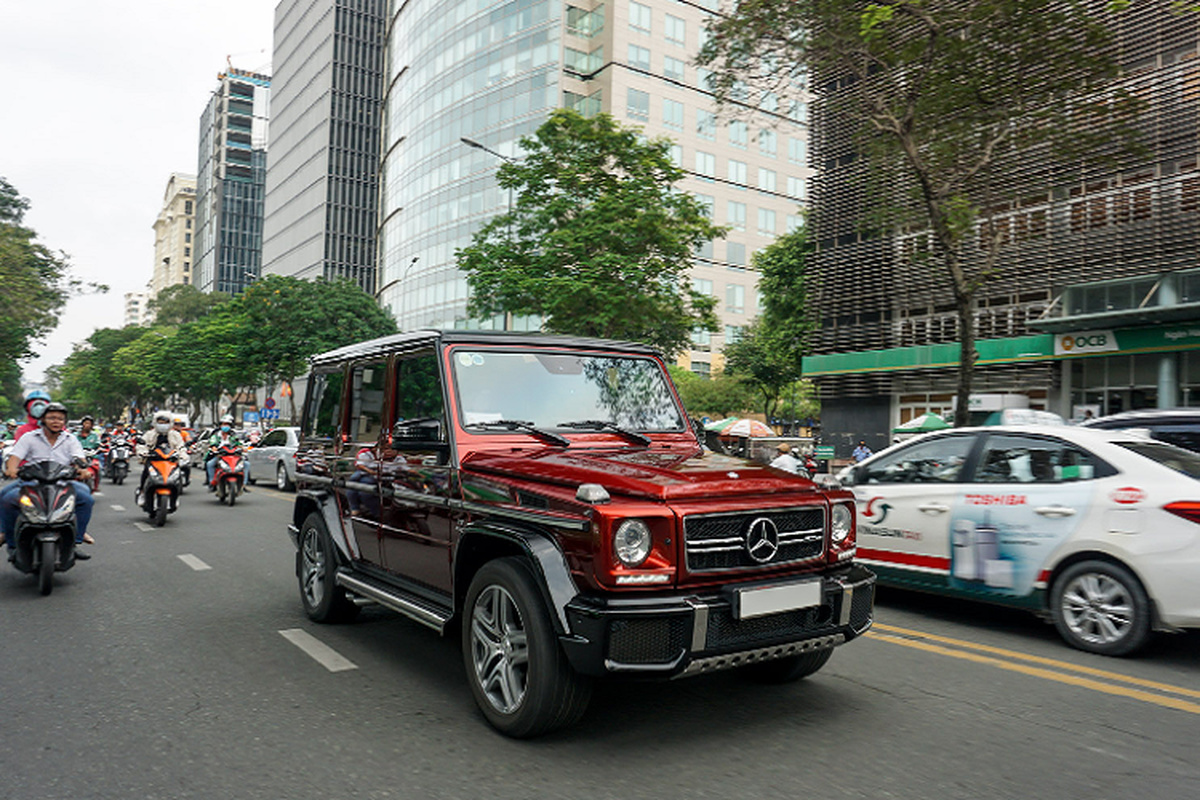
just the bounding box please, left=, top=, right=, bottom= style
left=335, top=569, right=453, bottom=635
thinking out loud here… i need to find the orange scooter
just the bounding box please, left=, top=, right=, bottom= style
left=139, top=445, right=183, bottom=527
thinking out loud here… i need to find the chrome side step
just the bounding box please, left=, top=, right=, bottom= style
left=336, top=570, right=452, bottom=635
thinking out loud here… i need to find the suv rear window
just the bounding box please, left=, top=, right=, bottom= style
left=1116, top=441, right=1200, bottom=479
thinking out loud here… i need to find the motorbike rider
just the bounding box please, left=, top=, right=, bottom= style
left=1, top=402, right=95, bottom=558
left=2, top=419, right=17, bottom=442
left=13, top=389, right=52, bottom=442
left=205, top=415, right=248, bottom=490
left=768, top=442, right=802, bottom=474
left=136, top=411, right=187, bottom=505
left=77, top=415, right=103, bottom=492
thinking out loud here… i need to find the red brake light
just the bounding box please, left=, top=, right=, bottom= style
left=1163, top=501, right=1200, bottom=524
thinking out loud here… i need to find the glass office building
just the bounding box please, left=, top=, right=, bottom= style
left=195, top=68, right=272, bottom=295
left=379, top=0, right=811, bottom=367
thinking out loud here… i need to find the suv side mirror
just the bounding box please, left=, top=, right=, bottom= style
left=392, top=417, right=442, bottom=443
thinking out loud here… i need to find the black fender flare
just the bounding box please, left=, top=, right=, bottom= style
left=292, top=489, right=356, bottom=564
left=454, top=520, right=580, bottom=635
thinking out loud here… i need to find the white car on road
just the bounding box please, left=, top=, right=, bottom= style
left=839, top=425, right=1200, bottom=655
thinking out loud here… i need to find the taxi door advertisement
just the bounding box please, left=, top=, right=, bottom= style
left=948, top=481, right=1092, bottom=598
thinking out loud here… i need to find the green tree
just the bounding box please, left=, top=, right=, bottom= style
left=668, top=366, right=757, bottom=419
left=699, top=1, right=1139, bottom=424
left=754, top=227, right=815, bottom=370
left=722, top=318, right=797, bottom=420
left=56, top=326, right=147, bottom=420
left=146, top=283, right=228, bottom=326
left=0, top=177, right=105, bottom=388
left=456, top=109, right=724, bottom=358
left=235, top=275, right=398, bottom=420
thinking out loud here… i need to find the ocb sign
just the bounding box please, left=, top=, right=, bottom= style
left=1054, top=330, right=1118, bottom=356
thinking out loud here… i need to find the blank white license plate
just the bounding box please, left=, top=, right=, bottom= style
left=735, top=580, right=823, bottom=620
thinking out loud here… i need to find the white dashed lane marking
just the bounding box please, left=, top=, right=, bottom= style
left=110, top=505, right=126, bottom=512
left=279, top=629, right=358, bottom=672
left=133, top=522, right=155, bottom=532
left=177, top=554, right=211, bottom=571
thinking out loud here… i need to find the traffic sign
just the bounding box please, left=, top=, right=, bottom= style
left=814, top=446, right=836, bottom=459
left=243, top=411, right=260, bottom=424
left=260, top=408, right=280, bottom=420
left=264, top=397, right=276, bottom=410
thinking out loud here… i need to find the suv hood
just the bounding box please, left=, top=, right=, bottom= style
left=461, top=447, right=817, bottom=501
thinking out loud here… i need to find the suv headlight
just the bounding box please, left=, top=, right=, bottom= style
left=614, top=519, right=652, bottom=568
left=831, top=503, right=853, bottom=543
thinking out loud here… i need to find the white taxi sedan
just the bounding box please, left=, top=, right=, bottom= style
left=838, top=426, right=1200, bottom=656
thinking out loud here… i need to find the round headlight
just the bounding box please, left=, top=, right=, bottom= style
left=613, top=519, right=652, bottom=568
left=831, top=504, right=853, bottom=543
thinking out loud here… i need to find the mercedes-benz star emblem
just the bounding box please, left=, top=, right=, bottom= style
left=745, top=517, right=780, bottom=563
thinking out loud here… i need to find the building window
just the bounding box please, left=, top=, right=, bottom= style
left=629, top=1, right=651, bottom=35
left=693, top=277, right=713, bottom=295
left=758, top=168, right=777, bottom=193
left=665, top=14, right=685, bottom=46
left=788, top=137, right=806, bottom=165
left=693, top=194, right=715, bottom=220
left=627, top=88, right=650, bottom=121
left=691, top=360, right=711, bottom=376
left=185, top=233, right=192, bottom=243
left=668, top=143, right=683, bottom=166
left=726, top=284, right=746, bottom=314
left=727, top=201, right=747, bottom=231
left=627, top=44, right=650, bottom=72
left=696, top=109, right=716, bottom=140
left=663, top=98, right=683, bottom=130
left=186, top=219, right=192, bottom=229
left=664, top=55, right=685, bottom=83
left=786, top=214, right=803, bottom=233
left=695, top=239, right=714, bottom=260
left=185, top=201, right=193, bottom=215
left=692, top=328, right=712, bottom=348
left=787, top=176, right=805, bottom=200
left=725, top=324, right=745, bottom=344
left=726, top=241, right=746, bottom=267
left=183, top=276, right=189, bottom=285
left=729, top=120, right=748, bottom=148
left=184, top=247, right=191, bottom=257
left=184, top=262, right=190, bottom=272
left=788, top=100, right=807, bottom=122
left=696, top=152, right=715, bottom=181
left=758, top=208, right=777, bottom=236
left=697, top=67, right=714, bottom=92
left=728, top=159, right=747, bottom=188
left=759, top=129, right=777, bottom=157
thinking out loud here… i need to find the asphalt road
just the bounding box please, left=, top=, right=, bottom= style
left=2, top=479, right=1198, bottom=800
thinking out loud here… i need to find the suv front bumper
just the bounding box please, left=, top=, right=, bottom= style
left=559, top=564, right=876, bottom=679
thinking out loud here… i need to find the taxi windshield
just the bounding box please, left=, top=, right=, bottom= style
left=1116, top=441, right=1200, bottom=479
left=451, top=350, right=685, bottom=432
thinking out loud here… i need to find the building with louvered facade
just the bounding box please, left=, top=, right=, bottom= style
left=802, top=5, right=1200, bottom=455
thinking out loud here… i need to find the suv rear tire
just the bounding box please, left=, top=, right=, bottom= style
left=462, top=557, right=591, bottom=738
left=298, top=512, right=359, bottom=623
left=739, top=648, right=833, bottom=684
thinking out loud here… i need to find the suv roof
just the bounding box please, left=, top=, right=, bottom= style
left=1080, top=409, right=1200, bottom=428
left=309, top=329, right=662, bottom=367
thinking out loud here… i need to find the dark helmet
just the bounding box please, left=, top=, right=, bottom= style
left=40, top=401, right=69, bottom=423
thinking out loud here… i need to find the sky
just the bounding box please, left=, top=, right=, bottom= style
left=1, top=1, right=279, bottom=384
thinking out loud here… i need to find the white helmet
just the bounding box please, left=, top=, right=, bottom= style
left=154, top=411, right=172, bottom=424
left=220, top=414, right=235, bottom=425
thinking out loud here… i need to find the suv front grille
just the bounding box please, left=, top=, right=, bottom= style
left=684, top=507, right=825, bottom=573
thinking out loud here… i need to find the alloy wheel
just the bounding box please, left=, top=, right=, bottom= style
left=1060, top=571, right=1134, bottom=646
left=470, top=585, right=529, bottom=714
left=300, top=526, right=326, bottom=610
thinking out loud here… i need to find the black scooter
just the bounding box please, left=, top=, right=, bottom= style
left=8, top=460, right=83, bottom=595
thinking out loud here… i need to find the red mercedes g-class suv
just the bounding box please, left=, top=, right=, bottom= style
left=288, top=331, right=874, bottom=737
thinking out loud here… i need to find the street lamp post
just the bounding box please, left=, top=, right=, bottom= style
left=461, top=137, right=515, bottom=331
left=374, top=256, right=420, bottom=301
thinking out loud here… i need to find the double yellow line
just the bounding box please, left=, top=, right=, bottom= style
left=867, top=622, right=1200, bottom=715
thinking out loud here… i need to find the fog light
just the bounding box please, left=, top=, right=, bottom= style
left=831, top=504, right=853, bottom=543
left=614, top=519, right=651, bottom=567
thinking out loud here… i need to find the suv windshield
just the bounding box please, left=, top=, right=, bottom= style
left=1115, top=440, right=1200, bottom=479
left=452, top=350, right=685, bottom=432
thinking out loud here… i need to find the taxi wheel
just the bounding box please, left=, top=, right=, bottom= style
left=1051, top=560, right=1151, bottom=656
left=739, top=647, right=833, bottom=684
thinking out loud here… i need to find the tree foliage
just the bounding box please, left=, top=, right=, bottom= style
left=146, top=283, right=228, bottom=326
left=722, top=318, right=800, bottom=420
left=457, top=110, right=724, bottom=358
left=699, top=1, right=1140, bottom=424
left=667, top=366, right=757, bottom=419
left=0, top=177, right=106, bottom=396
left=754, top=227, right=815, bottom=370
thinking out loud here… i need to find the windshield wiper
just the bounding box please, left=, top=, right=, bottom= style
left=557, top=420, right=652, bottom=446
left=466, top=420, right=571, bottom=447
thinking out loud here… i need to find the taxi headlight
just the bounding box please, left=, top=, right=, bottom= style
left=831, top=504, right=853, bottom=543
left=614, top=519, right=652, bottom=568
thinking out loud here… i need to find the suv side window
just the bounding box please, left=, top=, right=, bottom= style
left=305, top=369, right=345, bottom=439
left=394, top=349, right=446, bottom=441
left=862, top=435, right=974, bottom=484
left=974, top=434, right=1110, bottom=483
left=348, top=361, right=388, bottom=443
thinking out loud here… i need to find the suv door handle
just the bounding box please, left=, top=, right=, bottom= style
left=917, top=502, right=950, bottom=514
left=1035, top=505, right=1077, bottom=518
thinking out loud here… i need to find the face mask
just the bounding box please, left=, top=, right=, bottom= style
left=155, top=422, right=171, bottom=433
left=28, top=401, right=48, bottom=419
left=221, top=425, right=232, bottom=433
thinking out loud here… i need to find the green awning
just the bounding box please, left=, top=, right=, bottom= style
left=802, top=334, right=1055, bottom=378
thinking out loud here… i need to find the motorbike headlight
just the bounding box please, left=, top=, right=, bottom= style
left=831, top=503, right=853, bottom=544
left=49, top=493, right=77, bottom=524
left=613, top=519, right=652, bottom=568
left=18, top=494, right=46, bottom=523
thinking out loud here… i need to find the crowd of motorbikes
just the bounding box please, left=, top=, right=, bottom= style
left=2, top=416, right=250, bottom=595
